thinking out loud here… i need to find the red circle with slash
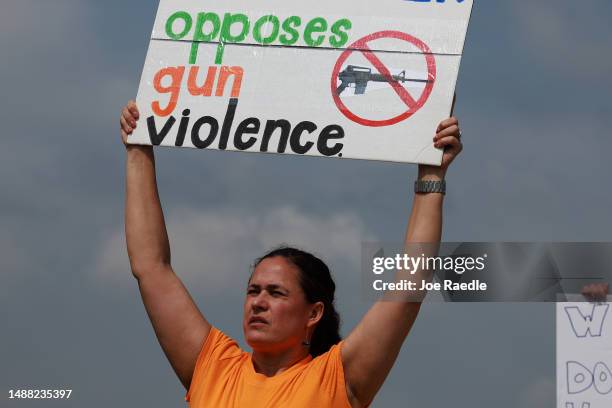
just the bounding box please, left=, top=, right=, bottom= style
left=331, top=31, right=436, bottom=127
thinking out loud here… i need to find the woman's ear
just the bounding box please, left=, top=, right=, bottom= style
left=307, top=302, right=325, bottom=327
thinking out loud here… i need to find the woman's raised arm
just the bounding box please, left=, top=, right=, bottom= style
left=341, top=117, right=463, bottom=408
left=121, top=101, right=211, bottom=389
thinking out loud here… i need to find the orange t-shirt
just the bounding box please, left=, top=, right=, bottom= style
left=185, top=327, right=352, bottom=408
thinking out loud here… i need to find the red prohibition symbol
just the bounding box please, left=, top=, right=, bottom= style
left=331, top=31, right=436, bottom=127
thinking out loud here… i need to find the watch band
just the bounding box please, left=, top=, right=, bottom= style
left=414, top=180, right=446, bottom=195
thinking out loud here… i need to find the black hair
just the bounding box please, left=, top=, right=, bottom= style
left=254, top=246, right=341, bottom=357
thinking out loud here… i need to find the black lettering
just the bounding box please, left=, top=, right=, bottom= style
left=317, top=125, right=344, bottom=156
left=219, top=98, right=238, bottom=150
left=261, top=119, right=291, bottom=153
left=234, top=117, right=260, bottom=150
left=191, top=116, right=219, bottom=149
left=147, top=115, right=176, bottom=146
left=290, top=121, right=316, bottom=154
left=175, top=109, right=191, bottom=147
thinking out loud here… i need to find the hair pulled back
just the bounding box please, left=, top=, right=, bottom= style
left=254, top=246, right=341, bottom=357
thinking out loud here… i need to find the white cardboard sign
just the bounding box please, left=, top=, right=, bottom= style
left=557, top=299, right=612, bottom=408
left=129, top=0, right=473, bottom=164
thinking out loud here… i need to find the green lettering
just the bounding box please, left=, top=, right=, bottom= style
left=216, top=13, right=250, bottom=65
left=220, top=13, right=250, bottom=43
left=329, top=18, right=352, bottom=48
left=165, top=11, right=192, bottom=40
left=304, top=17, right=327, bottom=47
left=253, top=15, right=280, bottom=45
left=279, top=16, right=301, bottom=46
left=191, top=12, right=222, bottom=64
left=177, top=11, right=351, bottom=64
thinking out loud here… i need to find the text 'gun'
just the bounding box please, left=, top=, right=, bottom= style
left=336, top=65, right=433, bottom=96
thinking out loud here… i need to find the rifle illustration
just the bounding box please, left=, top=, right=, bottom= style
left=336, top=65, right=432, bottom=96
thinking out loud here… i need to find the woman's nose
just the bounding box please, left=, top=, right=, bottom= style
left=251, top=293, right=269, bottom=311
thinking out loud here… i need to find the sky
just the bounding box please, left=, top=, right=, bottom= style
left=1, top=0, right=612, bottom=407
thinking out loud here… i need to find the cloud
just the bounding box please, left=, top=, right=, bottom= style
left=91, top=205, right=375, bottom=293
left=1, top=0, right=89, bottom=40
left=517, top=376, right=555, bottom=408
left=0, top=232, right=31, bottom=297
left=444, top=108, right=612, bottom=241
left=0, top=0, right=134, bottom=131
left=510, top=1, right=612, bottom=78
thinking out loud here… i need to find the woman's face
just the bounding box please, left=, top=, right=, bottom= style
left=243, top=256, right=321, bottom=353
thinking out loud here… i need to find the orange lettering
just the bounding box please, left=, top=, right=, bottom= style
left=187, top=66, right=217, bottom=96
left=216, top=66, right=244, bottom=98
left=152, top=66, right=185, bottom=117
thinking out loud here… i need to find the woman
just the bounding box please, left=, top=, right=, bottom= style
left=120, top=100, right=463, bottom=407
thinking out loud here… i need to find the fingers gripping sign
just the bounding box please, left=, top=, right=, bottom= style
left=120, top=101, right=141, bottom=146
left=433, top=115, right=462, bottom=170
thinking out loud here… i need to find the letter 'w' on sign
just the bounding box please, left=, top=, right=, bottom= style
left=565, top=403, right=591, bottom=408
left=564, top=304, right=610, bottom=338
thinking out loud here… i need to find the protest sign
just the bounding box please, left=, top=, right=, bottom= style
left=129, top=0, right=473, bottom=164
left=557, top=298, right=612, bottom=408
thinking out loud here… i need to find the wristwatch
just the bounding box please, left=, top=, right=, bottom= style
left=414, top=180, right=446, bottom=195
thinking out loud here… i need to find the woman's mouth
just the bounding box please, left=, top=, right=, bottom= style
left=248, top=316, right=269, bottom=325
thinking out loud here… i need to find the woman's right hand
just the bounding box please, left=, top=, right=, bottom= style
left=120, top=100, right=140, bottom=147
left=582, top=283, right=609, bottom=302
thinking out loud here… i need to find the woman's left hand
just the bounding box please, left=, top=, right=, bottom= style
left=433, top=116, right=463, bottom=172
